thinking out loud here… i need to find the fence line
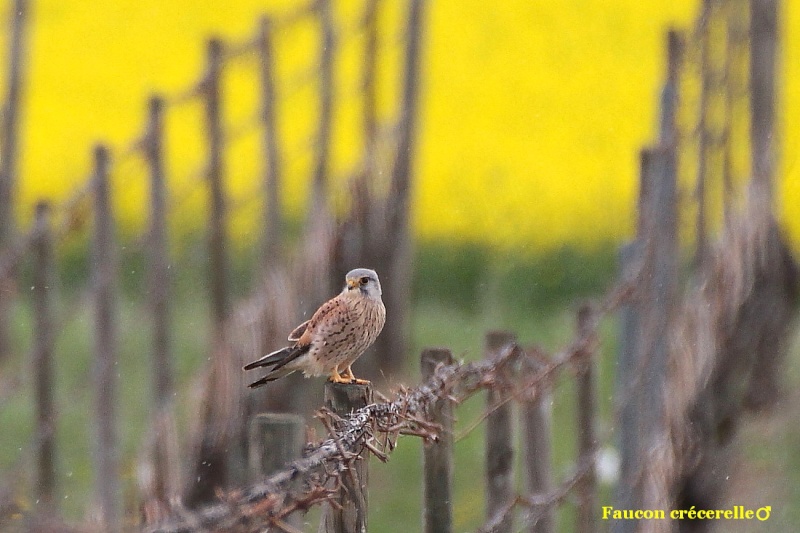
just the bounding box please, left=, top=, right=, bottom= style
left=612, top=3, right=797, bottom=532
left=144, top=289, right=619, bottom=532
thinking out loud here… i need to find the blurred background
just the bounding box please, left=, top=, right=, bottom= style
left=0, top=0, right=798, bottom=531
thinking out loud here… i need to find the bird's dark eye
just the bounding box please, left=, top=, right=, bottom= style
left=360, top=276, right=370, bottom=285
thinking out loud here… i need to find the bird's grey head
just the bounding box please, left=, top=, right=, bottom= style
left=344, top=268, right=382, bottom=299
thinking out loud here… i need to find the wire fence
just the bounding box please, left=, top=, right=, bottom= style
left=144, top=286, right=624, bottom=533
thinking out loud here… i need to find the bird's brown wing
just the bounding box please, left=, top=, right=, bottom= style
left=296, top=295, right=352, bottom=346
left=288, top=319, right=310, bottom=342
left=259, top=297, right=350, bottom=374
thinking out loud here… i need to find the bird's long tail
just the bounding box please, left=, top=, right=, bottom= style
left=243, top=344, right=309, bottom=388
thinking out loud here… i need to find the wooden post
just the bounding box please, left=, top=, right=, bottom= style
left=258, top=16, right=283, bottom=266
left=204, top=37, right=230, bottom=343
left=0, top=0, right=29, bottom=362
left=362, top=0, right=379, bottom=165
left=144, top=95, right=177, bottom=515
left=0, top=0, right=28, bottom=223
left=319, top=382, right=372, bottom=533
left=375, top=0, right=425, bottom=379
left=484, top=331, right=516, bottom=533
left=749, top=0, right=778, bottom=204
left=612, top=241, right=642, bottom=533
left=183, top=41, right=239, bottom=508
left=300, top=0, right=336, bottom=314
left=640, top=146, right=678, bottom=421
left=32, top=201, right=56, bottom=514
left=311, top=0, right=335, bottom=213
left=249, top=413, right=305, bottom=530
left=340, top=0, right=384, bottom=384
left=145, top=95, right=173, bottom=408
left=637, top=146, right=678, bottom=519
left=659, top=29, right=683, bottom=147
left=359, top=0, right=379, bottom=262
left=390, top=0, right=425, bottom=209
left=721, top=13, right=745, bottom=225
left=694, top=0, right=712, bottom=270
left=248, top=413, right=305, bottom=478
left=421, top=348, right=454, bottom=533
left=612, top=142, right=677, bottom=530
left=91, top=144, right=120, bottom=530
left=520, top=348, right=553, bottom=533
left=574, top=305, right=597, bottom=533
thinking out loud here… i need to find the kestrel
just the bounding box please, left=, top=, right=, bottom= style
left=244, top=268, right=386, bottom=388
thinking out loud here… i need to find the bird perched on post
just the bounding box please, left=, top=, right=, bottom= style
left=244, top=268, right=386, bottom=388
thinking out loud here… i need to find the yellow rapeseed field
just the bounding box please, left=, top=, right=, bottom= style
left=7, top=0, right=800, bottom=253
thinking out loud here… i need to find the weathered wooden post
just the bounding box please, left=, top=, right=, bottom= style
left=520, top=346, right=553, bottom=533
left=616, top=36, right=682, bottom=523
left=249, top=413, right=305, bottom=529
left=615, top=128, right=678, bottom=531
left=632, top=145, right=678, bottom=524
left=91, top=144, right=120, bottom=530
left=0, top=0, right=29, bottom=362
left=143, top=94, right=180, bottom=515
left=248, top=414, right=305, bottom=478
left=613, top=241, right=642, bottom=533
left=574, top=304, right=598, bottom=533
left=311, top=0, right=335, bottom=214
left=319, top=382, right=372, bottom=533
left=258, top=16, right=283, bottom=266
left=32, top=201, right=56, bottom=515
left=359, top=0, right=379, bottom=266
left=640, top=146, right=678, bottom=421
left=749, top=0, right=777, bottom=204
left=484, top=331, right=516, bottom=533
left=204, top=37, right=230, bottom=344
left=744, top=0, right=783, bottom=412
left=345, top=0, right=384, bottom=384
left=301, top=0, right=336, bottom=316
left=376, top=0, right=425, bottom=376
left=145, top=95, right=173, bottom=408
left=183, top=39, right=242, bottom=508
left=421, top=348, right=454, bottom=533
left=361, top=0, right=379, bottom=171
left=694, top=0, right=712, bottom=270
left=659, top=30, right=683, bottom=147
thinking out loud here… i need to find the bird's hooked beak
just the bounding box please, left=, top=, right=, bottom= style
left=346, top=278, right=359, bottom=290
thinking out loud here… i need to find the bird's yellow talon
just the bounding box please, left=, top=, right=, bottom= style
left=329, top=369, right=350, bottom=384
left=341, top=366, right=370, bottom=385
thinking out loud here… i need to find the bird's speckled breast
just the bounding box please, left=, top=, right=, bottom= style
left=304, top=294, right=386, bottom=376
